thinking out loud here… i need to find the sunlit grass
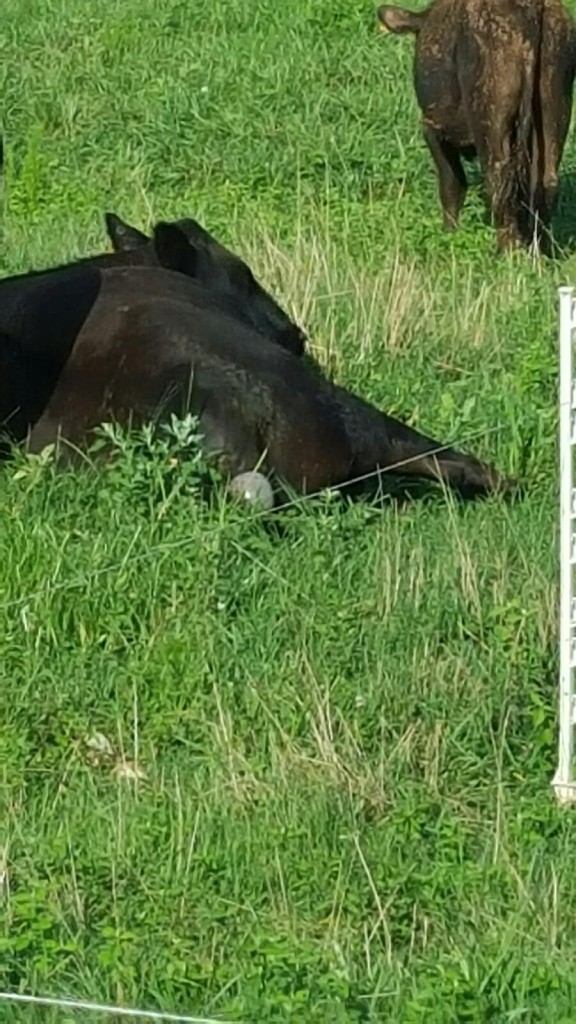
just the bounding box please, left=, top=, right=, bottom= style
left=1, top=0, right=576, bottom=1020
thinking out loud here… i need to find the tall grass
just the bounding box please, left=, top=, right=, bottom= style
left=1, top=0, right=576, bottom=1020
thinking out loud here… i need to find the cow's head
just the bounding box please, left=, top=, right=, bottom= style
left=377, top=4, right=428, bottom=34
left=104, top=212, right=306, bottom=357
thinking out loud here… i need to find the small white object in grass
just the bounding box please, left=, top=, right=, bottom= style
left=85, top=732, right=113, bottom=756
left=113, top=760, right=146, bottom=782
left=228, top=471, right=274, bottom=510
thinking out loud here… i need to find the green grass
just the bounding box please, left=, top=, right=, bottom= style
left=2, top=0, right=576, bottom=1020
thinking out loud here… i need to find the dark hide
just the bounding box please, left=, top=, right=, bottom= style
left=377, top=0, right=576, bottom=251
left=2, top=217, right=305, bottom=357
left=0, top=217, right=308, bottom=442
left=23, top=265, right=517, bottom=502
left=105, top=213, right=306, bottom=355
left=0, top=251, right=299, bottom=446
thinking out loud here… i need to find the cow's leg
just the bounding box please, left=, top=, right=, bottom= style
left=530, top=18, right=575, bottom=254
left=335, top=388, right=518, bottom=499
left=478, top=127, right=523, bottom=251
left=469, top=67, right=526, bottom=252
left=370, top=432, right=516, bottom=498
left=422, top=124, right=468, bottom=229
left=395, top=447, right=514, bottom=497
left=531, top=104, right=573, bottom=254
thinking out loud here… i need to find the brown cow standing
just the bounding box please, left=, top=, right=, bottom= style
left=377, top=0, right=576, bottom=251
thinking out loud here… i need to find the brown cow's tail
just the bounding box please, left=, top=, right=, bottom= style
left=517, top=0, right=545, bottom=244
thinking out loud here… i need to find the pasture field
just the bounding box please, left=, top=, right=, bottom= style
left=3, top=0, right=576, bottom=1020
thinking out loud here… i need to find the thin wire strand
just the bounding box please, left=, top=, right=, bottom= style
left=0, top=991, right=229, bottom=1023
left=1, top=423, right=508, bottom=613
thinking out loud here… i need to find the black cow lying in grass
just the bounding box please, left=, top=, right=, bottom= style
left=1, top=212, right=516, bottom=502
left=0, top=220, right=305, bottom=443
left=377, top=0, right=576, bottom=251
left=17, top=260, right=515, bottom=501
left=0, top=222, right=303, bottom=442
left=4, top=214, right=306, bottom=356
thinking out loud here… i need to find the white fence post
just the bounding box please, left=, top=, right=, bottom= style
left=553, top=285, right=576, bottom=804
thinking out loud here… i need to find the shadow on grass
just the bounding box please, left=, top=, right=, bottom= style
left=551, top=167, right=576, bottom=255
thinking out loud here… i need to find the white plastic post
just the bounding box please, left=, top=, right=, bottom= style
left=553, top=285, right=576, bottom=804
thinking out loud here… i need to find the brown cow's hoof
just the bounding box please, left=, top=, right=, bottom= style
left=495, top=229, right=524, bottom=253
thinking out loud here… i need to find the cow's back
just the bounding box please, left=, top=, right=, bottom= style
left=412, top=0, right=470, bottom=143
left=414, top=0, right=545, bottom=148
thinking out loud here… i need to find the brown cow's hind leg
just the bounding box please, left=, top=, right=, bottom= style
left=422, top=124, right=468, bottom=230
left=475, top=109, right=524, bottom=251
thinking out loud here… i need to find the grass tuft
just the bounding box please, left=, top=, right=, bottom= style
left=2, top=0, right=576, bottom=1019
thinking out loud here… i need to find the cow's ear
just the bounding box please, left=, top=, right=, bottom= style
left=175, top=218, right=214, bottom=247
left=377, top=5, right=426, bottom=34
left=152, top=222, right=199, bottom=276
left=104, top=213, right=149, bottom=251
